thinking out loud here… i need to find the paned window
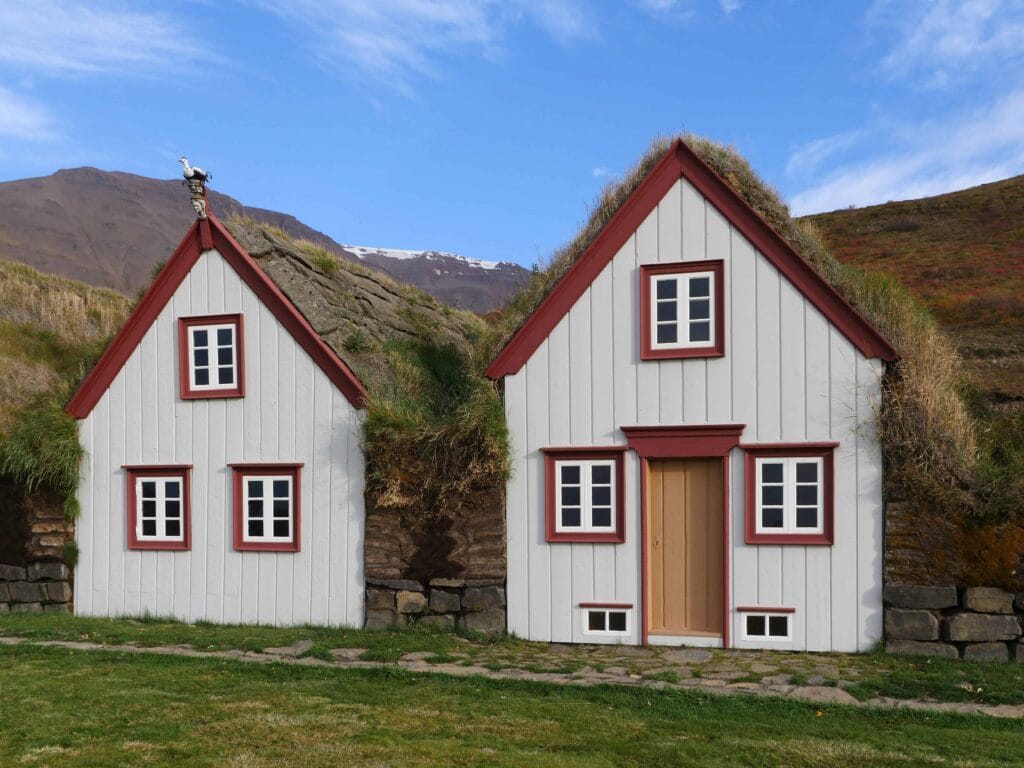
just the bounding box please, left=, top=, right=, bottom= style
left=640, top=261, right=725, bottom=359
left=582, top=607, right=631, bottom=636
left=125, top=466, right=191, bottom=550
left=231, top=464, right=302, bottom=551
left=742, top=612, right=792, bottom=641
left=543, top=448, right=626, bottom=543
left=744, top=445, right=835, bottom=545
left=178, top=315, right=245, bottom=399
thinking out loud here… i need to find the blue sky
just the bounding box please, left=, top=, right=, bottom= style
left=1, top=1, right=1022, bottom=267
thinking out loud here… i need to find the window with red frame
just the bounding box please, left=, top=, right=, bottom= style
left=640, top=260, right=725, bottom=360
left=744, top=444, right=836, bottom=545
left=230, top=463, right=302, bottom=552
left=124, top=465, right=191, bottom=551
left=543, top=448, right=626, bottom=543
left=178, top=314, right=244, bottom=399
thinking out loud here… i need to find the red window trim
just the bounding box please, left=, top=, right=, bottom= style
left=640, top=259, right=726, bottom=360
left=178, top=314, right=245, bottom=400
left=621, top=424, right=744, bottom=458
left=579, top=602, right=634, bottom=609
left=736, top=606, right=796, bottom=614
left=542, top=447, right=627, bottom=543
left=230, top=462, right=303, bottom=552
left=743, top=443, right=837, bottom=545
left=124, top=465, right=192, bottom=551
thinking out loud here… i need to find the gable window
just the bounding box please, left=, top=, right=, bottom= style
left=178, top=314, right=245, bottom=399
left=640, top=260, right=725, bottom=360
left=743, top=444, right=836, bottom=545
left=542, top=447, right=626, bottom=543
left=124, top=465, right=191, bottom=550
left=230, top=463, right=302, bottom=552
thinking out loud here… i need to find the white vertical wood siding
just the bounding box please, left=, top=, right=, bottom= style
left=505, top=177, right=884, bottom=651
left=75, top=249, right=365, bottom=627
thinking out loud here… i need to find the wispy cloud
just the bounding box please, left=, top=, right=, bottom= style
left=0, top=1, right=210, bottom=77
left=591, top=166, right=610, bottom=178
left=719, top=0, right=742, bottom=14
left=248, top=1, right=594, bottom=92
left=788, top=89, right=1024, bottom=214
left=785, top=129, right=866, bottom=178
left=0, top=86, right=57, bottom=141
left=870, top=0, right=1024, bottom=87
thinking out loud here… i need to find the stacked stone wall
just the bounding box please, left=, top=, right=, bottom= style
left=885, top=585, right=1024, bottom=662
left=0, top=562, right=72, bottom=614
left=365, top=577, right=505, bottom=635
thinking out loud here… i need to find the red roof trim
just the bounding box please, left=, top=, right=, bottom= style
left=486, top=140, right=897, bottom=378
left=66, top=213, right=366, bottom=419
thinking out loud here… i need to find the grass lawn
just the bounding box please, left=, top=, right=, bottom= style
left=3, top=644, right=1024, bottom=768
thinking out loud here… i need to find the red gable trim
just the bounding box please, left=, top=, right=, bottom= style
left=66, top=214, right=366, bottom=419
left=486, top=140, right=897, bottom=379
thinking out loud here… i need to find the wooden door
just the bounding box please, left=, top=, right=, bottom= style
left=647, top=459, right=724, bottom=636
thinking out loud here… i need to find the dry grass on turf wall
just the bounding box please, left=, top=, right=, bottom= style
left=2, top=644, right=1023, bottom=767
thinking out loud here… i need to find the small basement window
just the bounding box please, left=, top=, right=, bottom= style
left=179, top=314, right=244, bottom=399
left=744, top=445, right=836, bottom=545
left=124, top=465, right=191, bottom=550
left=640, top=260, right=725, bottom=360
left=230, top=463, right=302, bottom=552
left=542, top=448, right=627, bottom=543
left=581, top=607, right=631, bottom=636
left=741, top=612, right=792, bottom=642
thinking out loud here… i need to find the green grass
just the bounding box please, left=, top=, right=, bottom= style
left=2, top=644, right=1023, bottom=767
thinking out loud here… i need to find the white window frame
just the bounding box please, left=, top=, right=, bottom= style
left=554, top=459, right=617, bottom=533
left=135, top=476, right=186, bottom=543
left=581, top=608, right=631, bottom=637
left=650, top=271, right=716, bottom=351
left=187, top=322, right=239, bottom=392
left=241, top=474, right=295, bottom=544
left=754, top=456, right=824, bottom=536
left=741, top=612, right=793, bottom=642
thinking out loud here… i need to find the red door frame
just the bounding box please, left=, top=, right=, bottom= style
left=621, top=424, right=745, bottom=647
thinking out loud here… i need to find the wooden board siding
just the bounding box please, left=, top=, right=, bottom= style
left=648, top=459, right=724, bottom=636
left=75, top=249, right=365, bottom=627
left=504, top=177, right=884, bottom=651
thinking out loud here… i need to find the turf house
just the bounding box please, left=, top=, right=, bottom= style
left=11, top=135, right=1010, bottom=656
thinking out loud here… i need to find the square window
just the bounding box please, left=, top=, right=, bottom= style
left=233, top=465, right=301, bottom=551
left=769, top=616, right=789, bottom=637
left=126, top=467, right=191, bottom=550
left=588, top=611, right=606, bottom=632
left=642, top=262, right=723, bottom=359
left=546, top=451, right=624, bottom=542
left=747, top=450, right=833, bottom=544
left=746, top=615, right=766, bottom=637
left=180, top=315, right=244, bottom=399
left=608, top=612, right=627, bottom=632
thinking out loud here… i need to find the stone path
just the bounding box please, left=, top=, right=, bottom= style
left=3, top=635, right=1022, bottom=719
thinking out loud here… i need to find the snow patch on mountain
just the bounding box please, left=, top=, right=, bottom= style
left=344, top=245, right=506, bottom=271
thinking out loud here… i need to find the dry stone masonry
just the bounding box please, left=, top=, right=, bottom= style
left=0, top=561, right=72, bottom=614
left=885, top=585, right=1024, bottom=662
left=365, top=578, right=506, bottom=634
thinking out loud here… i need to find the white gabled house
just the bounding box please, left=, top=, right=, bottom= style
left=487, top=140, right=898, bottom=652
left=66, top=214, right=368, bottom=627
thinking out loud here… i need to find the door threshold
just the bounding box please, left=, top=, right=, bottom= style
left=646, top=634, right=723, bottom=649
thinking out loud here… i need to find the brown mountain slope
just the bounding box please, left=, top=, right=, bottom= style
left=801, top=175, right=1024, bottom=403
left=0, top=168, right=528, bottom=313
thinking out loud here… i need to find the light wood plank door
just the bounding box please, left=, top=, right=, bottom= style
left=648, top=459, right=724, bottom=636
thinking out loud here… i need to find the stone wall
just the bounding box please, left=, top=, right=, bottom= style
left=885, top=585, right=1024, bottom=662
left=365, top=577, right=506, bottom=635
left=0, top=562, right=72, bottom=614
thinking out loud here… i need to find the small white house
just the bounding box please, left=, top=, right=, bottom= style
left=67, top=215, right=367, bottom=627
left=487, top=140, right=897, bottom=652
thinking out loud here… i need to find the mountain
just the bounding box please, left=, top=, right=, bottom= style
left=0, top=168, right=529, bottom=313
left=801, top=175, right=1024, bottom=404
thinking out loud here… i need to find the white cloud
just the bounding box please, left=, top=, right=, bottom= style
left=0, top=86, right=57, bottom=140
left=591, top=166, right=610, bottom=178
left=788, top=89, right=1024, bottom=214
left=248, top=1, right=594, bottom=91
left=871, top=0, right=1024, bottom=87
left=785, top=129, right=866, bottom=178
left=0, top=1, right=210, bottom=76
left=719, top=0, right=742, bottom=13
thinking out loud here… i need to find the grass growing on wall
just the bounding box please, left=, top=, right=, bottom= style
left=486, top=135, right=1024, bottom=542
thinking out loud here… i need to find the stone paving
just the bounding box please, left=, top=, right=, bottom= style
left=3, top=635, right=1022, bottom=718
